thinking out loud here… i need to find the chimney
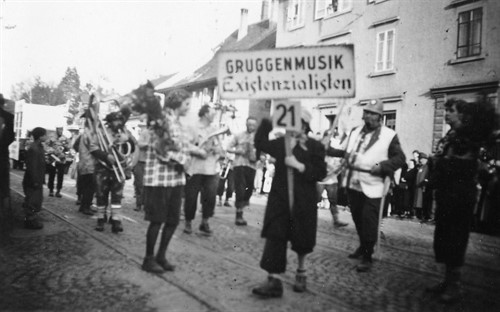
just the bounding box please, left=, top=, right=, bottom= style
left=261, top=0, right=269, bottom=20
left=237, top=8, right=249, bottom=41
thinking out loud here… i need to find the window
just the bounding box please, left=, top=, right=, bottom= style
left=383, top=111, right=396, bottom=130
left=375, top=29, right=395, bottom=72
left=315, top=0, right=352, bottom=20
left=287, top=0, right=305, bottom=30
left=457, top=8, right=482, bottom=58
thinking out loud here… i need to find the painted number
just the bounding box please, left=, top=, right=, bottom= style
left=272, top=100, right=301, bottom=132
left=276, top=104, right=296, bottom=128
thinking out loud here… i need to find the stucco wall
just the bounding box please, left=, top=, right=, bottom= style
left=274, top=0, right=499, bottom=157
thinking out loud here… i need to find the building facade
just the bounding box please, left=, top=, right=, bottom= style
left=275, top=0, right=499, bottom=155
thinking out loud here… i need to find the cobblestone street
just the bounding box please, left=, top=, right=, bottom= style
left=2, top=169, right=500, bottom=312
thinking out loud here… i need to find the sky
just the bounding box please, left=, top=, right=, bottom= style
left=0, top=0, right=264, bottom=96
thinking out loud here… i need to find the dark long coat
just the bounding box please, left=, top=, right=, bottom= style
left=0, top=108, right=14, bottom=198
left=23, top=140, right=46, bottom=189
left=254, top=119, right=326, bottom=255
left=431, top=130, right=479, bottom=267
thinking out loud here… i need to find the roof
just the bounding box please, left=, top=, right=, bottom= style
left=149, top=73, right=177, bottom=88
left=157, top=19, right=276, bottom=93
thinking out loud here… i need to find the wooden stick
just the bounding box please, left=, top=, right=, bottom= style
left=375, top=177, right=392, bottom=260
left=284, top=132, right=294, bottom=213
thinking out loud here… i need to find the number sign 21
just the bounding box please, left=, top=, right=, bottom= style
left=272, top=100, right=301, bottom=132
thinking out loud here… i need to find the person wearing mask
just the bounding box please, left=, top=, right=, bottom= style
left=426, top=98, right=497, bottom=303
left=133, top=120, right=149, bottom=212
left=328, top=99, right=406, bottom=272
left=45, top=127, right=70, bottom=198
left=73, top=117, right=97, bottom=216
left=0, top=94, right=15, bottom=235
left=183, top=104, right=224, bottom=236
left=141, top=88, right=192, bottom=273
left=227, top=117, right=258, bottom=226
left=252, top=108, right=326, bottom=297
left=317, top=128, right=348, bottom=228
left=23, top=127, right=48, bottom=229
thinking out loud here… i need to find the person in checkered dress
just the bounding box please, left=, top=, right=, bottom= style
left=141, top=89, right=193, bottom=274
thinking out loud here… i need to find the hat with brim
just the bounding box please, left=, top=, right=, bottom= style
left=364, top=99, right=384, bottom=115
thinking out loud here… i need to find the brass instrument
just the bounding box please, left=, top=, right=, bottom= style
left=87, top=95, right=128, bottom=183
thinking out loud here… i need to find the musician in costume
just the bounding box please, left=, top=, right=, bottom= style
left=45, top=127, right=71, bottom=198
left=426, top=98, right=497, bottom=303
left=227, top=117, right=258, bottom=226
left=140, top=88, right=193, bottom=273
left=252, top=108, right=326, bottom=297
left=89, top=108, right=137, bottom=233
left=329, top=99, right=405, bottom=272
left=183, top=104, right=224, bottom=236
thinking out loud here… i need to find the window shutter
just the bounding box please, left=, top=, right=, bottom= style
left=315, top=0, right=327, bottom=19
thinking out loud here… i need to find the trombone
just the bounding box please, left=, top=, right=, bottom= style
left=87, top=95, right=127, bottom=183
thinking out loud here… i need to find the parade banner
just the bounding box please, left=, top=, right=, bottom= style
left=217, top=45, right=355, bottom=99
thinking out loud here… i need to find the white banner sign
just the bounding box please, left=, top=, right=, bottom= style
left=217, top=45, right=355, bottom=99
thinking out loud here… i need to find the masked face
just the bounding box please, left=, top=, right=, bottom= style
left=362, top=111, right=382, bottom=130
left=445, top=104, right=462, bottom=129
left=246, top=119, right=257, bottom=133
left=178, top=98, right=191, bottom=117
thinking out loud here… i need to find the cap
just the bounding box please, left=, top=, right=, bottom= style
left=364, top=99, right=384, bottom=115
left=301, top=108, right=312, bottom=124
left=419, top=152, right=428, bottom=159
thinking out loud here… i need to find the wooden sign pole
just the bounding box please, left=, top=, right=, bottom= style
left=284, top=131, right=294, bottom=212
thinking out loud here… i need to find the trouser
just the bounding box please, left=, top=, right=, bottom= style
left=184, top=174, right=219, bottom=221
left=94, top=166, right=124, bottom=221
left=78, top=173, right=95, bottom=210
left=316, top=183, right=340, bottom=215
left=133, top=162, right=145, bottom=207
left=347, top=189, right=381, bottom=260
left=216, top=169, right=234, bottom=200
left=47, top=162, right=65, bottom=191
left=233, top=166, right=256, bottom=209
left=23, top=185, right=43, bottom=220
left=260, top=239, right=289, bottom=274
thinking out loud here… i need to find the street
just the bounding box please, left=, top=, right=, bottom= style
left=1, top=169, right=500, bottom=312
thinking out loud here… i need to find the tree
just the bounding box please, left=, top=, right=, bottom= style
left=57, top=67, right=82, bottom=124
left=58, top=67, right=81, bottom=102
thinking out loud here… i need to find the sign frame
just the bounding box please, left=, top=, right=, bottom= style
left=217, top=44, right=355, bottom=100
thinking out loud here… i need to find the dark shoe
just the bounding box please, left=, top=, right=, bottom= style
left=142, top=256, right=165, bottom=274
left=235, top=211, right=247, bottom=226
left=183, top=221, right=192, bottom=234
left=55, top=191, right=62, bottom=198
left=333, top=220, right=348, bottom=228
left=426, top=282, right=447, bottom=294
left=440, top=283, right=462, bottom=303
left=199, top=222, right=212, bottom=236
left=156, top=258, right=176, bottom=272
left=224, top=201, right=232, bottom=207
left=24, top=218, right=43, bottom=230
left=293, top=270, right=307, bottom=293
left=252, top=276, right=283, bottom=298
left=95, top=218, right=105, bottom=232
left=356, top=259, right=372, bottom=272
left=111, top=220, right=123, bottom=233
left=80, top=207, right=94, bottom=216
left=348, top=247, right=363, bottom=259
left=49, top=191, right=54, bottom=197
